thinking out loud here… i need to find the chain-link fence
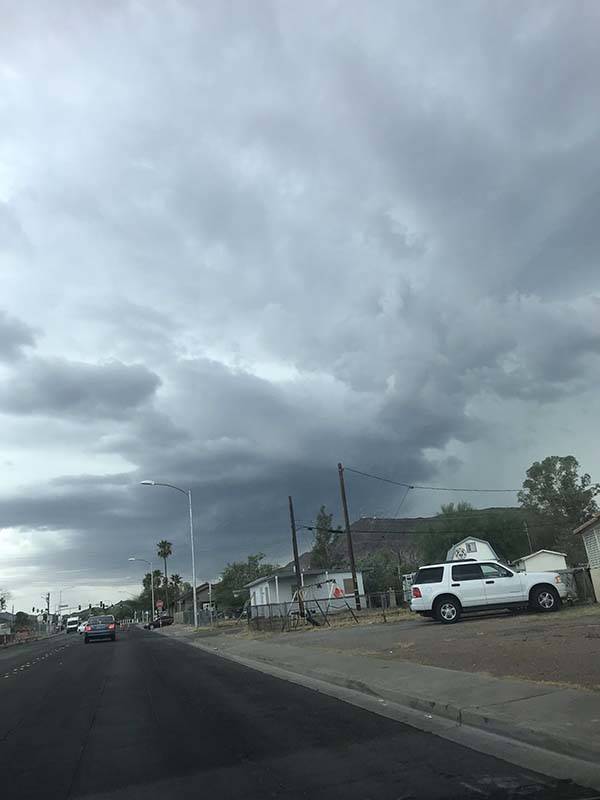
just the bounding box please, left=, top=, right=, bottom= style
left=248, top=591, right=409, bottom=632
left=175, top=608, right=224, bottom=627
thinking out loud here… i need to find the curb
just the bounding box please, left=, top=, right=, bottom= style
left=179, top=635, right=600, bottom=770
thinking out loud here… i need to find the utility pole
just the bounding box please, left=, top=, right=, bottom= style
left=524, top=520, right=533, bottom=554
left=337, top=463, right=361, bottom=610
left=288, top=496, right=305, bottom=617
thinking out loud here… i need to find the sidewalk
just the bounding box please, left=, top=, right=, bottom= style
left=158, top=623, right=600, bottom=781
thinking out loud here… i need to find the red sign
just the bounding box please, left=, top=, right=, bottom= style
left=332, top=586, right=344, bottom=599
left=156, top=599, right=164, bottom=610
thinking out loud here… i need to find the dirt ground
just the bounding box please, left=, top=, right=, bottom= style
left=278, top=604, right=600, bottom=691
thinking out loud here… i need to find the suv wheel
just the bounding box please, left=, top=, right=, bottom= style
left=434, top=597, right=461, bottom=624
left=531, top=585, right=560, bottom=612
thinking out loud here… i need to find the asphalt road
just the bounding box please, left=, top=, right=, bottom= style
left=0, top=627, right=595, bottom=800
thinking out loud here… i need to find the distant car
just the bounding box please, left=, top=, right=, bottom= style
left=410, top=559, right=567, bottom=624
left=66, top=616, right=80, bottom=634
left=84, top=615, right=117, bottom=643
left=77, top=621, right=86, bottom=634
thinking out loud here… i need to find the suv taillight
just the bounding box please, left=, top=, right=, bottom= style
left=412, top=586, right=422, bottom=598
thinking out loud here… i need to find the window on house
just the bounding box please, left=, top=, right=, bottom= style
left=343, top=578, right=355, bottom=595
left=466, top=541, right=478, bottom=552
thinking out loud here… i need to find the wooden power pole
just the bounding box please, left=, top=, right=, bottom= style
left=337, top=463, right=361, bottom=610
left=288, top=496, right=305, bottom=616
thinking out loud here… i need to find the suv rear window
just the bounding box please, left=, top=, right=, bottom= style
left=452, top=563, right=484, bottom=581
left=414, top=566, right=444, bottom=584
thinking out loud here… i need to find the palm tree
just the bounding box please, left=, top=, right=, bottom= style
left=157, top=540, right=173, bottom=610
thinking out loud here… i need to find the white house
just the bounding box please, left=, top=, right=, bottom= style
left=574, top=514, right=600, bottom=601
left=446, top=537, right=498, bottom=561
left=246, top=568, right=365, bottom=617
left=513, top=550, right=568, bottom=573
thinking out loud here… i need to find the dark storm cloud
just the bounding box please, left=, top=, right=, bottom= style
left=0, top=358, right=161, bottom=419
left=2, top=2, right=600, bottom=608
left=0, top=310, right=36, bottom=361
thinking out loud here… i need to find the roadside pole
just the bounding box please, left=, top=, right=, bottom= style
left=524, top=520, right=533, bottom=554
left=288, top=496, right=305, bottom=617
left=337, top=463, right=361, bottom=610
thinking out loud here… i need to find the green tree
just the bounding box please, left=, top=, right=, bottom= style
left=518, top=456, right=599, bottom=526
left=215, top=553, right=279, bottom=611
left=421, top=502, right=528, bottom=565
left=310, top=505, right=341, bottom=569
left=0, top=588, right=8, bottom=611
left=14, top=611, right=33, bottom=630
left=170, top=574, right=183, bottom=607
left=157, top=540, right=173, bottom=609
left=518, top=456, right=598, bottom=562
left=358, top=550, right=402, bottom=593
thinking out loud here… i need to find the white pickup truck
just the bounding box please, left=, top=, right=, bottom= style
left=410, top=559, right=567, bottom=624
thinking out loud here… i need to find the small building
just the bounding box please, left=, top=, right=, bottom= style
left=246, top=568, right=365, bottom=617
left=178, top=581, right=220, bottom=614
left=573, top=514, right=600, bottom=601
left=446, top=537, right=498, bottom=561
left=513, top=550, right=568, bottom=573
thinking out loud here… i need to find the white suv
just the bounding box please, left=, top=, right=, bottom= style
left=410, top=559, right=567, bottom=624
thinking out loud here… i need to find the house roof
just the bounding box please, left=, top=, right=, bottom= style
left=179, top=581, right=220, bottom=602
left=245, top=568, right=323, bottom=589
left=245, top=567, right=360, bottom=589
left=449, top=536, right=495, bottom=547
left=573, top=514, right=600, bottom=536
left=515, top=549, right=567, bottom=562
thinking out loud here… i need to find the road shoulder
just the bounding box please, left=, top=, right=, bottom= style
left=156, top=623, right=600, bottom=792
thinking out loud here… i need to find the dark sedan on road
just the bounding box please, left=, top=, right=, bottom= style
left=144, top=614, right=174, bottom=629
left=84, top=615, right=117, bottom=643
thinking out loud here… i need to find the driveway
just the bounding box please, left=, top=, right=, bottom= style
left=279, top=604, right=600, bottom=690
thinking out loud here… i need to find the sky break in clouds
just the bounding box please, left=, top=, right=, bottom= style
left=1, top=0, right=600, bottom=613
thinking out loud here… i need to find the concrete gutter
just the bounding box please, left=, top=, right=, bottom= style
left=158, top=625, right=600, bottom=790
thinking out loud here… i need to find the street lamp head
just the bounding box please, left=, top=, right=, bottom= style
left=128, top=557, right=136, bottom=562
left=140, top=480, right=156, bottom=486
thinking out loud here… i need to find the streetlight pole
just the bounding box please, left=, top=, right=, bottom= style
left=128, top=557, right=154, bottom=620
left=140, top=480, right=199, bottom=628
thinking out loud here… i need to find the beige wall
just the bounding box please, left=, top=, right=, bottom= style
left=589, top=567, right=600, bottom=603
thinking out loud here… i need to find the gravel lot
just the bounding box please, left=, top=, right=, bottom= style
left=279, top=604, right=600, bottom=690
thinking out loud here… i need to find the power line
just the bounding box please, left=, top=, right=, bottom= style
left=392, top=485, right=412, bottom=517
left=302, top=523, right=566, bottom=536
left=345, top=466, right=521, bottom=493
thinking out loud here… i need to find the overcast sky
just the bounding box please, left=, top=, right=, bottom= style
left=2, top=1, right=600, bottom=614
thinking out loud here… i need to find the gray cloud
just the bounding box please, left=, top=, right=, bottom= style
left=1, top=2, right=600, bottom=611
left=0, top=358, right=161, bottom=419
left=0, top=310, right=36, bottom=361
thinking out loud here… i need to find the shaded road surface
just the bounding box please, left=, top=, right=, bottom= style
left=0, top=627, right=595, bottom=800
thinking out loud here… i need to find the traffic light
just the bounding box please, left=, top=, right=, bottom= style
left=32, top=607, right=35, bottom=613
left=78, top=605, right=81, bottom=611
left=88, top=603, right=92, bottom=610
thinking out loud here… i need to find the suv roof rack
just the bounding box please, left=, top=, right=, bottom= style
left=443, top=558, right=478, bottom=563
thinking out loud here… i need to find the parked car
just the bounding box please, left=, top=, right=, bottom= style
left=84, top=615, right=117, bottom=643
left=410, top=559, right=567, bottom=624
left=66, top=616, right=80, bottom=634
left=146, top=614, right=174, bottom=629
